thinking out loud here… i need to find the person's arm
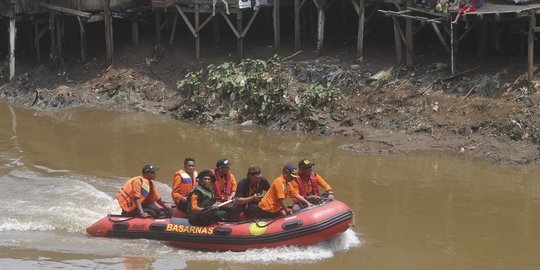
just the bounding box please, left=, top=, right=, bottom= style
left=171, top=173, right=186, bottom=204
left=190, top=193, right=203, bottom=214
left=151, top=181, right=171, bottom=211
left=228, top=175, right=237, bottom=200
left=131, top=180, right=149, bottom=217
left=294, top=194, right=313, bottom=207
left=235, top=195, right=259, bottom=205
left=279, top=198, right=292, bottom=215
left=134, top=198, right=149, bottom=217
left=317, top=175, right=335, bottom=200
left=156, top=198, right=171, bottom=211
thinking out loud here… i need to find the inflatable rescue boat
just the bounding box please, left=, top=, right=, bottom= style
left=86, top=200, right=353, bottom=251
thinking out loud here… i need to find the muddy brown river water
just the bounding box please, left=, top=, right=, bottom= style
left=1, top=102, right=539, bottom=269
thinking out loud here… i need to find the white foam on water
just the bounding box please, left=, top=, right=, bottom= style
left=173, top=228, right=362, bottom=264
left=0, top=169, right=119, bottom=234
left=33, top=164, right=71, bottom=173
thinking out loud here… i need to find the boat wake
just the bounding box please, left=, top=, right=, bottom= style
left=175, top=228, right=362, bottom=263
left=0, top=169, right=118, bottom=234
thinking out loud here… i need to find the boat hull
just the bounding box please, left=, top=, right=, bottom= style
left=87, top=200, right=353, bottom=251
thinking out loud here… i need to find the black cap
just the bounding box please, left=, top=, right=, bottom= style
left=216, top=159, right=231, bottom=168
left=298, top=159, right=315, bottom=169
left=198, top=169, right=216, bottom=182
left=142, top=165, right=158, bottom=173
left=283, top=164, right=299, bottom=178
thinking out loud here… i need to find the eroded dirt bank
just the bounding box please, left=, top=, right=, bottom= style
left=1, top=44, right=539, bottom=164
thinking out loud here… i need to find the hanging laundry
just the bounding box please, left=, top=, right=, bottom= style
left=239, top=0, right=252, bottom=9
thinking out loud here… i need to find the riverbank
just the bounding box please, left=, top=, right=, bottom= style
left=1, top=43, right=539, bottom=164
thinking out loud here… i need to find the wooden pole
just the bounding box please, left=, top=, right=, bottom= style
left=392, top=17, right=403, bottom=64
left=316, top=0, right=326, bottom=56
left=56, top=14, right=64, bottom=63
left=357, top=0, right=365, bottom=58
left=431, top=23, right=450, bottom=54
left=295, top=0, right=301, bottom=51
left=477, top=21, right=487, bottom=58
left=50, top=11, right=57, bottom=64
left=310, top=0, right=316, bottom=38
left=34, top=20, right=40, bottom=62
left=9, top=4, right=16, bottom=80
left=213, top=15, right=220, bottom=44
left=405, top=0, right=414, bottom=65
left=237, top=8, right=243, bottom=60
left=195, top=4, right=200, bottom=60
left=77, top=16, right=87, bottom=63
left=103, top=0, right=113, bottom=64
left=132, top=19, right=139, bottom=46
left=528, top=11, right=535, bottom=82
left=451, top=21, right=455, bottom=74
left=274, top=0, right=281, bottom=50
left=170, top=12, right=178, bottom=45
left=155, top=10, right=161, bottom=49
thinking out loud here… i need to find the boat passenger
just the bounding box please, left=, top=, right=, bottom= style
left=229, top=165, right=271, bottom=221
left=187, top=170, right=228, bottom=226
left=115, top=165, right=171, bottom=218
left=254, top=165, right=312, bottom=218
left=291, top=159, right=335, bottom=212
left=210, top=158, right=237, bottom=203
left=172, top=157, right=198, bottom=212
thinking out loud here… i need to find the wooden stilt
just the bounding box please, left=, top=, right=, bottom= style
left=237, top=8, right=243, bottom=60
left=274, top=0, right=281, bottom=50
left=50, top=11, right=57, bottom=64
left=477, top=21, right=487, bottom=58
left=295, top=0, right=301, bottom=51
left=316, top=0, right=326, bottom=56
left=310, top=0, right=317, bottom=38
left=195, top=4, right=200, bottom=60
left=357, top=0, right=365, bottom=58
left=34, top=19, right=41, bottom=62
left=132, top=19, right=139, bottom=46
left=405, top=0, right=413, bottom=65
left=213, top=15, right=220, bottom=44
left=528, top=11, right=535, bottom=82
left=405, top=17, right=413, bottom=65
left=451, top=21, right=455, bottom=74
left=9, top=8, right=16, bottom=80
left=56, top=14, right=64, bottom=63
left=431, top=23, right=450, bottom=54
left=155, top=10, right=162, bottom=48
left=170, top=12, right=178, bottom=45
left=392, top=17, right=403, bottom=64
left=77, top=16, right=87, bottom=63
left=494, top=24, right=502, bottom=52
left=103, top=0, right=113, bottom=64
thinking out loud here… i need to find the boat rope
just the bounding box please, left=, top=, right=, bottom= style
left=107, top=214, right=137, bottom=223
left=254, top=217, right=280, bottom=228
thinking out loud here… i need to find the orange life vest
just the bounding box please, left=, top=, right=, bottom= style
left=210, top=168, right=233, bottom=199
left=172, top=170, right=198, bottom=205
left=296, top=172, right=320, bottom=196
left=115, top=176, right=155, bottom=212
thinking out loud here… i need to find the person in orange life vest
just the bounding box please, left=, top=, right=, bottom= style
left=254, top=164, right=312, bottom=219
left=291, top=159, right=334, bottom=212
left=210, top=159, right=237, bottom=203
left=116, top=165, right=171, bottom=218
left=171, top=157, right=198, bottom=212
left=229, top=165, right=271, bottom=221
left=187, top=170, right=228, bottom=226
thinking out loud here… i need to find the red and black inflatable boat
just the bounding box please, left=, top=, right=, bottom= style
left=86, top=200, right=354, bottom=251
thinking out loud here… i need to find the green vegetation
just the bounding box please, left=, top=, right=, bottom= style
left=176, top=56, right=341, bottom=125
